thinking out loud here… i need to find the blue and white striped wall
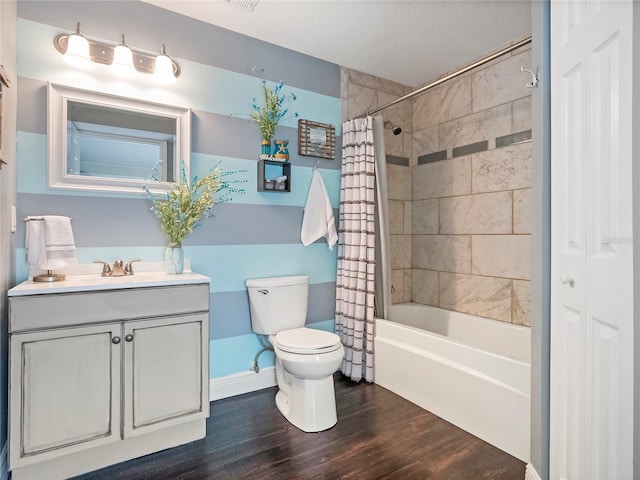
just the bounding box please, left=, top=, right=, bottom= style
left=16, top=1, right=342, bottom=394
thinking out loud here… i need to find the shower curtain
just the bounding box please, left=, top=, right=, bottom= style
left=335, top=115, right=388, bottom=383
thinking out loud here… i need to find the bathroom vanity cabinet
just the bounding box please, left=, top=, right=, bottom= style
left=7, top=275, right=210, bottom=480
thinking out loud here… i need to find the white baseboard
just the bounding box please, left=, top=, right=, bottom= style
left=209, top=367, right=277, bottom=401
left=525, top=463, right=541, bottom=480
left=0, top=442, right=7, bottom=480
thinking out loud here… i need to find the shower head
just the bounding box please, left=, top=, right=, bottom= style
left=384, top=120, right=402, bottom=135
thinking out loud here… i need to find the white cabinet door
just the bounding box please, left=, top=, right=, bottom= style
left=122, top=313, right=208, bottom=438
left=9, top=324, right=122, bottom=467
left=550, top=1, right=634, bottom=478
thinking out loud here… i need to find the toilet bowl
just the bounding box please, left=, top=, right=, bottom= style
left=246, top=276, right=344, bottom=432
left=271, top=328, right=344, bottom=432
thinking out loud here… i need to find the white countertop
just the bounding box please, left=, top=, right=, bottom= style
left=9, top=262, right=210, bottom=297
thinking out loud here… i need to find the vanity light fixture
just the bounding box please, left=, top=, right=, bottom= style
left=54, top=25, right=181, bottom=83
left=62, top=22, right=92, bottom=68
left=152, top=45, right=177, bottom=85
left=111, top=34, right=137, bottom=78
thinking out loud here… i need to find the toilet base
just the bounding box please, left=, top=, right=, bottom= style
left=275, top=374, right=338, bottom=432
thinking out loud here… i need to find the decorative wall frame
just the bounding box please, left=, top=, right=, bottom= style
left=298, top=119, right=335, bottom=159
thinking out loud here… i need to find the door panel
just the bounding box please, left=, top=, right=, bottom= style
left=591, top=33, right=620, bottom=259
left=10, top=324, right=121, bottom=467
left=123, top=314, right=207, bottom=438
left=560, top=62, right=583, bottom=255
left=554, top=306, right=584, bottom=479
left=551, top=6, right=587, bottom=475
left=550, top=1, right=633, bottom=478
left=590, top=317, right=618, bottom=479
left=585, top=4, right=633, bottom=478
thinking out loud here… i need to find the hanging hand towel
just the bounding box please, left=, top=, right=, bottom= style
left=43, top=215, right=77, bottom=269
left=301, top=170, right=338, bottom=249
left=25, top=217, right=48, bottom=270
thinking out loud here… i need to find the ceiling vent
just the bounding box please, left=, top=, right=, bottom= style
left=225, top=0, right=259, bottom=11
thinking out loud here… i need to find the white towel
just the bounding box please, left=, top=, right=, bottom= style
left=43, top=216, right=77, bottom=268
left=25, top=217, right=47, bottom=269
left=301, top=170, right=338, bottom=249
left=25, top=216, right=77, bottom=271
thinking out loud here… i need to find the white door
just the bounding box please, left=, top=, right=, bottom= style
left=550, top=1, right=633, bottom=479
left=122, top=314, right=208, bottom=438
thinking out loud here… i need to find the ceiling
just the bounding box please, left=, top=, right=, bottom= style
left=143, top=0, right=532, bottom=88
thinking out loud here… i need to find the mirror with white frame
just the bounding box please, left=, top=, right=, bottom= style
left=48, top=83, right=191, bottom=194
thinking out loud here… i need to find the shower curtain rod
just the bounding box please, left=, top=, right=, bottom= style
left=359, top=35, right=532, bottom=118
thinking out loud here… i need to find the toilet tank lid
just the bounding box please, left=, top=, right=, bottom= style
left=246, top=275, right=308, bottom=287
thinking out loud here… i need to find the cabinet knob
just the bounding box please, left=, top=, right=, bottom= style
left=560, top=273, right=575, bottom=286
left=125, top=334, right=134, bottom=342
left=112, top=336, right=121, bottom=344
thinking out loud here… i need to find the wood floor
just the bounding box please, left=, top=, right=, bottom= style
left=75, top=375, right=526, bottom=479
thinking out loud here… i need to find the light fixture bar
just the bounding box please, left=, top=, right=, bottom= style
left=53, top=33, right=181, bottom=78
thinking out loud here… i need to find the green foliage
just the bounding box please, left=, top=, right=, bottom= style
left=144, top=167, right=223, bottom=244
left=249, top=80, right=297, bottom=141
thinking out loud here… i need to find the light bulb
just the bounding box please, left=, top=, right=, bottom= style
left=153, top=46, right=177, bottom=85
left=111, top=34, right=137, bottom=78
left=63, top=23, right=91, bottom=68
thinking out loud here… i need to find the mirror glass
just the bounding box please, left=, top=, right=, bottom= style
left=48, top=83, right=190, bottom=194
left=67, top=102, right=176, bottom=182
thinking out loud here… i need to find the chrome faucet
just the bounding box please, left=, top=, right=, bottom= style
left=94, top=259, right=141, bottom=277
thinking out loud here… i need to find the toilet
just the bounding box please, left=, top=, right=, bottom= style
left=246, top=275, right=344, bottom=432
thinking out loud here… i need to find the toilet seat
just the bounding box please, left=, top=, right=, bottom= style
left=275, top=328, right=342, bottom=355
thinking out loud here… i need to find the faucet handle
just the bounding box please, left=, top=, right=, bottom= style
left=94, top=260, right=112, bottom=277
left=124, top=259, right=141, bottom=276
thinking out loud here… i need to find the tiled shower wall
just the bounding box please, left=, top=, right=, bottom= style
left=411, top=45, right=532, bottom=326
left=341, top=43, right=532, bottom=327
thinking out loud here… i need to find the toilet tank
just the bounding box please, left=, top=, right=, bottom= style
left=246, top=275, right=309, bottom=335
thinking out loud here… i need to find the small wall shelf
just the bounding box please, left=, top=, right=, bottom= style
left=257, top=159, right=291, bottom=192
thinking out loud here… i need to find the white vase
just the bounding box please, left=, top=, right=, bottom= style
left=165, top=243, right=184, bottom=274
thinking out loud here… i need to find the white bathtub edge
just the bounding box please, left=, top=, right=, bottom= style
left=525, top=463, right=542, bottom=480
left=386, top=303, right=531, bottom=364
left=374, top=314, right=531, bottom=463
left=378, top=336, right=529, bottom=398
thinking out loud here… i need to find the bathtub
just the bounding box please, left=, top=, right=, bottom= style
left=374, top=303, right=530, bottom=462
